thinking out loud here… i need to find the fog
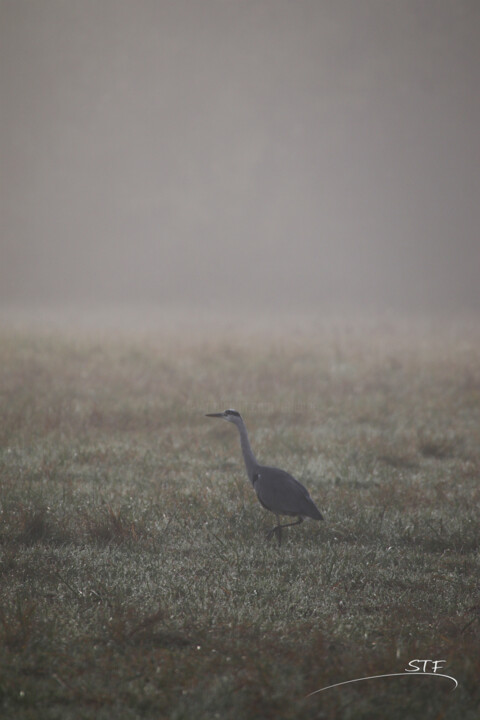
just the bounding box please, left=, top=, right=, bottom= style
left=1, top=0, right=479, bottom=318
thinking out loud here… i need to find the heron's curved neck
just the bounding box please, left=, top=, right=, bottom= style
left=235, top=419, right=258, bottom=483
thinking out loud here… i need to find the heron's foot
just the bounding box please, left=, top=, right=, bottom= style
left=265, top=526, right=282, bottom=546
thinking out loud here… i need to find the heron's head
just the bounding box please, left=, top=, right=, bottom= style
left=205, top=409, right=242, bottom=424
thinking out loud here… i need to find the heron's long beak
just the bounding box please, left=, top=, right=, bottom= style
left=205, top=412, right=224, bottom=418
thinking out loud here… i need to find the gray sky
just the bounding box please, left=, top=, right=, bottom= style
left=1, top=0, right=479, bottom=314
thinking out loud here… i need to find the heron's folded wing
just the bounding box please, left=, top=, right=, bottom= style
left=253, top=466, right=322, bottom=519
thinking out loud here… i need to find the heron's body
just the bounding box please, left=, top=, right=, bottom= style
left=205, top=409, right=323, bottom=544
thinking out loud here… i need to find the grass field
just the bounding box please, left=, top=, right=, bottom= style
left=0, top=313, right=479, bottom=719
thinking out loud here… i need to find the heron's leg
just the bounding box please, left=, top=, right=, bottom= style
left=266, top=516, right=303, bottom=545
left=278, top=516, right=304, bottom=531
left=266, top=514, right=282, bottom=545
left=275, top=518, right=282, bottom=547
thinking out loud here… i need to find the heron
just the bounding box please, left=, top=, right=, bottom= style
left=205, top=409, right=323, bottom=545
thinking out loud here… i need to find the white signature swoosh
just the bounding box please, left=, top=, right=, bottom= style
left=306, top=671, right=458, bottom=697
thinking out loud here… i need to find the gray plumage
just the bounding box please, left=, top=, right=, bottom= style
left=205, top=409, right=323, bottom=545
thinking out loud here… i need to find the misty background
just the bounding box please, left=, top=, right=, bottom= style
left=1, top=0, right=479, bottom=317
